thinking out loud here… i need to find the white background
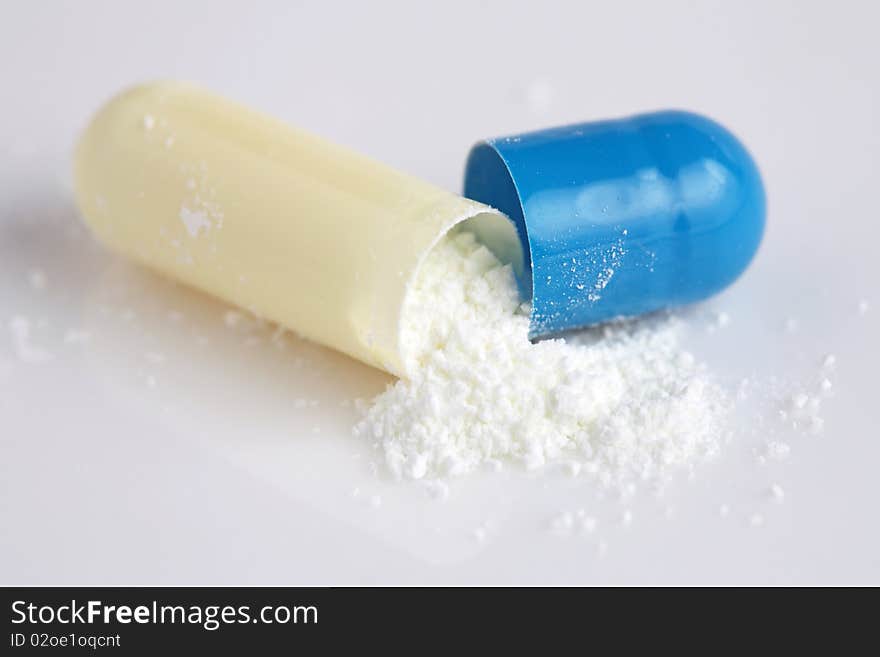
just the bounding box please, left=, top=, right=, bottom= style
left=1, top=0, right=877, bottom=584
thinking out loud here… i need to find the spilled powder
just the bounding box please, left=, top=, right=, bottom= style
left=355, top=230, right=729, bottom=488
left=8, top=315, right=53, bottom=363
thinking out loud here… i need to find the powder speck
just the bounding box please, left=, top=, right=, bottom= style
left=550, top=511, right=575, bottom=533
left=791, top=392, right=809, bottom=410
left=8, top=316, right=52, bottom=363
left=764, top=441, right=791, bottom=462
left=179, top=206, right=212, bottom=237
left=769, top=483, right=785, bottom=503
left=580, top=516, right=598, bottom=534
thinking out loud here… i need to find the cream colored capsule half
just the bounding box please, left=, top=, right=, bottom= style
left=73, top=82, right=521, bottom=376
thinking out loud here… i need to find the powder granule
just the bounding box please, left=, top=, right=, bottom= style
left=355, top=230, right=729, bottom=487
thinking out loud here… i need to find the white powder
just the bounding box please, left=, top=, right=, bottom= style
left=8, top=315, right=53, bottom=363
left=769, top=483, right=785, bottom=503
left=179, top=206, right=213, bottom=237
left=580, top=515, right=598, bottom=534
left=550, top=511, right=575, bottom=534
left=355, top=230, right=729, bottom=488
left=764, top=441, right=791, bottom=462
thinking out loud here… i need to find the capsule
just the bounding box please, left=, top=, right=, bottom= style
left=464, top=111, right=766, bottom=336
left=73, top=82, right=522, bottom=376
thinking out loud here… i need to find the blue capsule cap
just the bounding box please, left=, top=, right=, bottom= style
left=464, top=110, right=766, bottom=337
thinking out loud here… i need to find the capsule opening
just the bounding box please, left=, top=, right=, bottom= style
left=397, top=209, right=522, bottom=376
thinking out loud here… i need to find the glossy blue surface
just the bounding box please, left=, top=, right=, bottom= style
left=464, top=111, right=766, bottom=336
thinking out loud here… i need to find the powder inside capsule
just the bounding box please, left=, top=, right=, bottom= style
left=355, top=230, right=729, bottom=488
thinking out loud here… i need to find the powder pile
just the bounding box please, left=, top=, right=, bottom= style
left=355, top=230, right=729, bottom=488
